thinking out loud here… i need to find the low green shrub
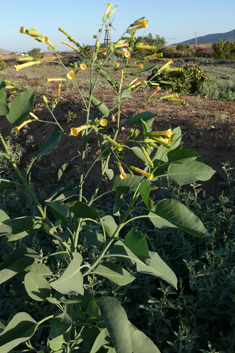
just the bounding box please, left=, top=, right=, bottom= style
left=0, top=59, right=7, bottom=71
left=198, top=78, right=235, bottom=100
left=148, top=62, right=211, bottom=95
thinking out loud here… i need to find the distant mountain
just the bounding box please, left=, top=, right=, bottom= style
left=176, top=29, right=235, bottom=45
left=0, top=48, right=12, bottom=54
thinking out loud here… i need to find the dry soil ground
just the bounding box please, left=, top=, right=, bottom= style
left=0, top=54, right=235, bottom=198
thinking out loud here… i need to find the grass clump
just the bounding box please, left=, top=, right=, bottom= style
left=198, top=78, right=235, bottom=100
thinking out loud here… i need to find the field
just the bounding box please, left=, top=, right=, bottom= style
left=0, top=53, right=235, bottom=352
left=1, top=54, right=235, bottom=196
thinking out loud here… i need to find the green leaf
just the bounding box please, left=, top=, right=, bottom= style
left=130, top=111, right=157, bottom=125
left=95, top=68, right=117, bottom=87
left=0, top=247, right=39, bottom=284
left=0, top=210, right=11, bottom=236
left=101, top=215, right=118, bottom=237
left=24, top=263, right=52, bottom=276
left=0, top=89, right=7, bottom=100
left=93, top=262, right=135, bottom=286
left=167, top=148, right=201, bottom=164
left=130, top=323, right=160, bottom=353
left=124, top=228, right=150, bottom=262
left=135, top=63, right=156, bottom=73
left=37, top=131, right=64, bottom=158
left=66, top=200, right=99, bottom=220
left=97, top=297, right=132, bottom=353
left=46, top=200, right=69, bottom=225
left=6, top=89, right=36, bottom=126
left=49, top=334, right=65, bottom=352
left=81, top=327, right=101, bottom=344
left=49, top=312, right=72, bottom=339
left=0, top=178, right=15, bottom=191
left=85, top=232, right=104, bottom=247
left=2, top=216, right=41, bottom=242
left=137, top=251, right=177, bottom=289
left=0, top=312, right=37, bottom=353
left=90, top=329, right=107, bottom=353
left=139, top=180, right=153, bottom=210
left=112, top=174, right=141, bottom=193
left=24, top=272, right=52, bottom=301
left=84, top=92, right=109, bottom=116
left=149, top=199, right=209, bottom=238
left=121, top=89, right=132, bottom=98
left=0, top=98, right=9, bottom=116
left=50, top=252, right=84, bottom=295
left=167, top=161, right=216, bottom=185
left=0, top=78, right=6, bottom=90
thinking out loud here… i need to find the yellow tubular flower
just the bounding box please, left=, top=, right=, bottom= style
left=25, top=29, right=42, bottom=37
left=71, top=125, right=89, bottom=136
left=61, top=40, right=80, bottom=53
left=114, top=50, right=131, bottom=58
left=146, top=86, right=161, bottom=100
left=118, top=163, right=126, bottom=179
left=57, top=83, right=61, bottom=98
left=135, top=45, right=156, bottom=50
left=159, top=93, right=178, bottom=100
left=148, top=129, right=172, bottom=137
left=19, top=26, right=26, bottom=34
left=158, top=59, right=173, bottom=73
left=98, top=119, right=108, bottom=127
left=41, top=36, right=55, bottom=48
left=29, top=112, right=39, bottom=120
left=46, top=78, right=67, bottom=83
left=76, top=63, right=87, bottom=73
left=107, top=5, right=118, bottom=18
left=149, top=136, right=171, bottom=147
left=130, top=166, right=153, bottom=180
left=103, top=3, right=113, bottom=21
left=101, top=49, right=107, bottom=55
left=14, top=61, right=41, bottom=71
left=128, top=80, right=147, bottom=89
left=103, top=135, right=123, bottom=151
left=15, top=120, right=33, bottom=132
left=141, top=146, right=154, bottom=168
left=58, top=28, right=77, bottom=43
left=126, top=64, right=144, bottom=69
left=115, top=42, right=129, bottom=48
left=67, top=72, right=75, bottom=80
left=130, top=19, right=149, bottom=31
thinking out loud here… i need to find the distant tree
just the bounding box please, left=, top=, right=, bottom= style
left=28, top=48, right=43, bottom=59
left=211, top=39, right=233, bottom=59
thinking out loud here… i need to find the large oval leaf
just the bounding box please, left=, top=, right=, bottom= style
left=97, top=297, right=132, bottom=353
left=24, top=272, right=52, bottom=301
left=149, top=198, right=209, bottom=238
left=136, top=251, right=177, bottom=289
left=167, top=161, right=215, bottom=185
left=50, top=252, right=84, bottom=295
left=7, top=89, right=36, bottom=126
left=37, top=131, right=64, bottom=158
left=0, top=312, right=37, bottom=353
left=93, top=262, right=135, bottom=286
left=130, top=111, right=157, bottom=125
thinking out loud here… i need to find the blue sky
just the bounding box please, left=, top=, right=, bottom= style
left=1, top=0, right=235, bottom=52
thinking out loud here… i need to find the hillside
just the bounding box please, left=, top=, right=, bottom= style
left=0, top=48, right=12, bottom=54
left=177, top=29, right=235, bottom=45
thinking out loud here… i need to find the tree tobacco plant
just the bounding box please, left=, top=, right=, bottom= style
left=0, top=4, right=215, bottom=353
